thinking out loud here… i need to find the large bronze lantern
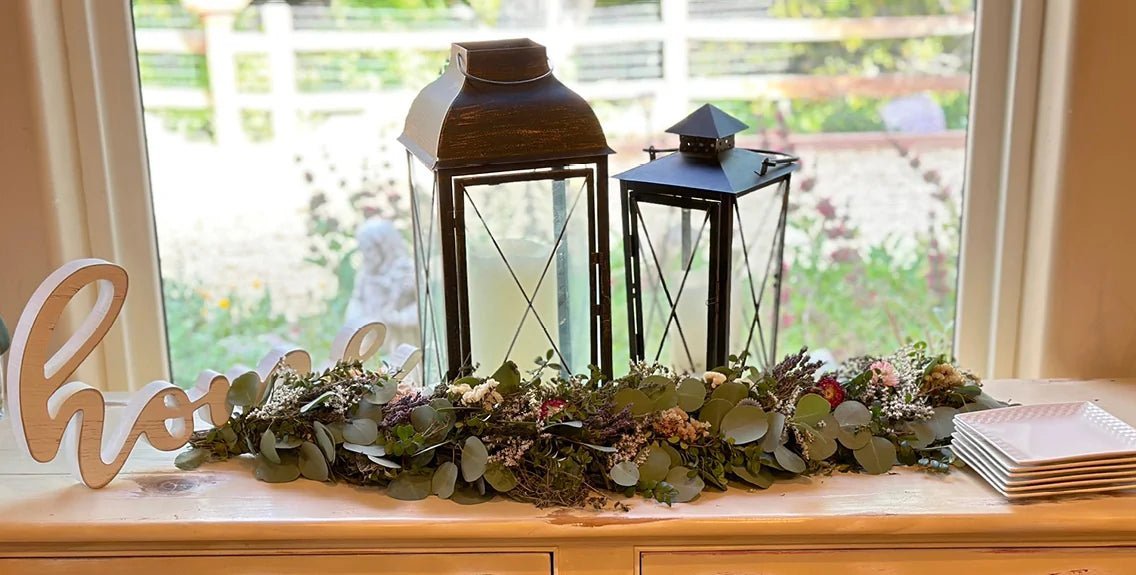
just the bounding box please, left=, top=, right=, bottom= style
left=615, top=104, right=798, bottom=373
left=399, top=39, right=614, bottom=382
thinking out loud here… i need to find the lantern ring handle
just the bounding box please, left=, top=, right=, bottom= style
left=744, top=148, right=800, bottom=177
left=456, top=52, right=554, bottom=85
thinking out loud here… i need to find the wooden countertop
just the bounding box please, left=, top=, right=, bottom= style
left=2, top=379, right=1135, bottom=555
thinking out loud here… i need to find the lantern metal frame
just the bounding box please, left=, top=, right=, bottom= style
left=616, top=106, right=798, bottom=371
left=399, top=39, right=614, bottom=381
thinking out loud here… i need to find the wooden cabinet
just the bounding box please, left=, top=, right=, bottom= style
left=2, top=380, right=1136, bottom=575
left=640, top=548, right=1136, bottom=575
left=0, top=553, right=552, bottom=575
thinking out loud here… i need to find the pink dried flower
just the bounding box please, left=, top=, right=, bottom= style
left=870, top=360, right=900, bottom=388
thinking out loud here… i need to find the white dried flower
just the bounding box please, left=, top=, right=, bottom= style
left=703, top=371, right=727, bottom=389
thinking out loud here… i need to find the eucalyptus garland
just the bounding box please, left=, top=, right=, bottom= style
left=178, top=344, right=1005, bottom=508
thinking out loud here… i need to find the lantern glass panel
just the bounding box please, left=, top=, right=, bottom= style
left=458, top=172, right=594, bottom=376
left=408, top=153, right=447, bottom=385
left=634, top=201, right=716, bottom=373
left=733, top=180, right=790, bottom=369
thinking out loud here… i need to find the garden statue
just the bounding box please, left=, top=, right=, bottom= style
left=346, top=219, right=419, bottom=357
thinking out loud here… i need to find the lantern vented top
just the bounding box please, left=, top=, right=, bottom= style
left=666, top=104, right=748, bottom=159
left=398, top=38, right=612, bottom=170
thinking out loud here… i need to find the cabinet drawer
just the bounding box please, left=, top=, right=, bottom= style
left=641, top=548, right=1136, bottom=575
left=0, top=552, right=551, bottom=575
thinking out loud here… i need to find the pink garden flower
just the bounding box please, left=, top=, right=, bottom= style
left=870, top=360, right=900, bottom=388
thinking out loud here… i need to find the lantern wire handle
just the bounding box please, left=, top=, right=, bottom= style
left=747, top=149, right=800, bottom=176
left=455, top=52, right=555, bottom=85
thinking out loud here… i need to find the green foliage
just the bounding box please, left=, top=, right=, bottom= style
left=183, top=343, right=1003, bottom=509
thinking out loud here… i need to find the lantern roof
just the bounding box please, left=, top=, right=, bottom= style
left=398, top=39, right=613, bottom=170
left=614, top=147, right=797, bottom=195
left=665, top=104, right=748, bottom=139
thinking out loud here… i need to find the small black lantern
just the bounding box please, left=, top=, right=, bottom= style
left=615, top=104, right=798, bottom=372
left=399, top=39, right=614, bottom=382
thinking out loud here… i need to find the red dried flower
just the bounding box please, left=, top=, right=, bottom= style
left=817, top=376, right=845, bottom=409
left=539, top=399, right=567, bottom=420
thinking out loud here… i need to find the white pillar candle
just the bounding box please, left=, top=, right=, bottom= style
left=670, top=275, right=708, bottom=374
left=467, top=238, right=559, bottom=376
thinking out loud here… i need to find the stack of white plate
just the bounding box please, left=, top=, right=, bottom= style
left=952, top=402, right=1136, bottom=500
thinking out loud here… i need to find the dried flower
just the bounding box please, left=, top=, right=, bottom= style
left=817, top=376, right=845, bottom=409
left=870, top=361, right=899, bottom=388
left=703, top=371, right=727, bottom=389
left=653, top=407, right=711, bottom=443
left=459, top=378, right=503, bottom=407
left=539, top=399, right=567, bottom=420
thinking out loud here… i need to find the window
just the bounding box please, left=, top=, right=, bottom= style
left=87, top=0, right=1029, bottom=386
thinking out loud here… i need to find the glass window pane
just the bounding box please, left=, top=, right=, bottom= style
left=132, top=0, right=974, bottom=383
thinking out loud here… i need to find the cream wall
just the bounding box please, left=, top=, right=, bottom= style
left=1025, top=0, right=1136, bottom=378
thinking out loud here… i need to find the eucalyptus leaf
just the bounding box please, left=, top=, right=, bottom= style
left=803, top=425, right=837, bottom=461
left=697, top=398, right=733, bottom=433
left=354, top=400, right=384, bottom=422
left=365, top=382, right=398, bottom=405
left=260, top=429, right=280, bottom=464
left=541, top=420, right=584, bottom=431
left=410, top=405, right=438, bottom=433
left=641, top=374, right=673, bottom=387
left=658, top=442, right=683, bottom=468
left=639, top=446, right=673, bottom=483
left=773, top=445, right=807, bottom=474
left=367, top=455, right=402, bottom=468
left=609, top=460, right=640, bottom=487
left=344, top=442, right=386, bottom=456
left=227, top=371, right=261, bottom=407
left=254, top=454, right=300, bottom=483
left=387, top=472, right=432, bottom=501
left=710, top=381, right=748, bottom=406
left=929, top=406, right=959, bottom=439
left=299, top=391, right=336, bottom=414
left=907, top=421, right=936, bottom=449
left=833, top=400, right=871, bottom=428
left=760, top=412, right=787, bottom=452
left=341, top=418, right=379, bottom=445
left=793, top=393, right=830, bottom=426
left=219, top=426, right=238, bottom=448
left=483, top=463, right=518, bottom=492
left=720, top=404, right=769, bottom=445
left=461, top=436, right=489, bottom=482
left=451, top=485, right=494, bottom=505
left=817, top=415, right=842, bottom=440
left=490, top=361, right=521, bottom=395
left=664, top=466, right=705, bottom=503
left=298, top=442, right=329, bottom=481
left=974, top=392, right=1006, bottom=410
left=854, top=436, right=898, bottom=475
left=275, top=436, right=302, bottom=449
left=838, top=427, right=873, bottom=450
left=581, top=443, right=617, bottom=453
left=313, top=421, right=336, bottom=463
left=652, top=386, right=679, bottom=411
left=731, top=464, right=773, bottom=489
left=174, top=447, right=209, bottom=470
left=614, top=388, right=654, bottom=416
left=676, top=378, right=707, bottom=412
left=431, top=462, right=458, bottom=499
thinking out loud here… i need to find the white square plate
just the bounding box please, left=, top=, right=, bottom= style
left=953, top=441, right=1136, bottom=500
left=952, top=434, right=1136, bottom=489
left=954, top=402, right=1136, bottom=465
left=954, top=431, right=1136, bottom=484
left=952, top=427, right=1136, bottom=476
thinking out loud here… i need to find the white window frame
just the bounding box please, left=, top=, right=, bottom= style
left=28, top=0, right=1064, bottom=389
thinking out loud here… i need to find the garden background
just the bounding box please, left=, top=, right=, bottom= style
left=132, top=0, right=974, bottom=384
